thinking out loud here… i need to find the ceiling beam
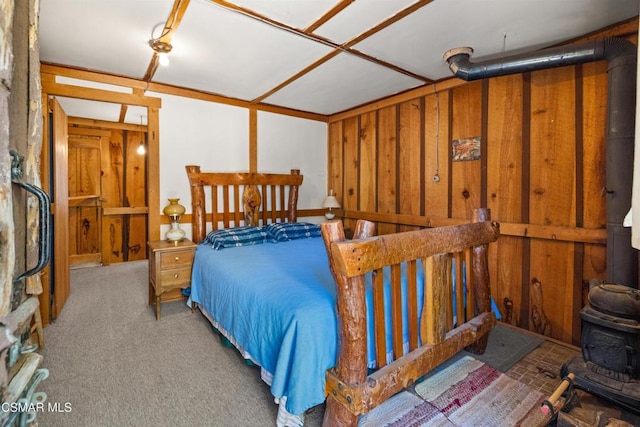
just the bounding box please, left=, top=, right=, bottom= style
left=143, top=0, right=191, bottom=82
left=304, top=0, right=354, bottom=34
left=41, top=63, right=329, bottom=122
left=118, top=104, right=128, bottom=123
left=251, top=51, right=341, bottom=105
left=207, top=0, right=435, bottom=105
left=342, top=0, right=436, bottom=47
left=69, top=117, right=147, bottom=132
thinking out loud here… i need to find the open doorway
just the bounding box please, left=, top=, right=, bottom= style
left=51, top=96, right=149, bottom=267
left=39, top=80, right=161, bottom=325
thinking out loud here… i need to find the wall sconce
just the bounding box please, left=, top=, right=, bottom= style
left=163, top=198, right=186, bottom=242
left=322, top=190, right=341, bottom=220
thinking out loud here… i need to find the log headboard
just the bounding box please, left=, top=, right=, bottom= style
left=185, top=165, right=304, bottom=242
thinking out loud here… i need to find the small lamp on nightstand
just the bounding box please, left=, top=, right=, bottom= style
left=163, top=198, right=186, bottom=242
left=322, top=190, right=341, bottom=220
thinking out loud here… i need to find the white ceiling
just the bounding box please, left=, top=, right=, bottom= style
left=38, top=0, right=639, bottom=122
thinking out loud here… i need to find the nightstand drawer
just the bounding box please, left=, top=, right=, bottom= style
left=160, top=249, right=194, bottom=267
left=148, top=238, right=197, bottom=320
left=159, top=266, right=192, bottom=288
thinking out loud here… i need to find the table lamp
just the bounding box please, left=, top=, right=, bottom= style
left=163, top=198, right=186, bottom=242
left=322, top=190, right=341, bottom=220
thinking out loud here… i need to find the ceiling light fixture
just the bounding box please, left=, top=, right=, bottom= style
left=149, top=39, right=172, bottom=67
left=149, top=21, right=173, bottom=67
left=137, top=115, right=146, bottom=155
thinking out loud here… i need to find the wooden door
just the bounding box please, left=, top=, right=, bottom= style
left=62, top=124, right=148, bottom=266
left=68, top=135, right=102, bottom=266
left=51, top=98, right=70, bottom=319
left=101, top=128, right=148, bottom=264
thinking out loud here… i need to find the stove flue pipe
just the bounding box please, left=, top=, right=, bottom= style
left=444, top=38, right=638, bottom=287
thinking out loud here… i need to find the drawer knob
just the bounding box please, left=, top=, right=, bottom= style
left=174, top=256, right=180, bottom=261
left=174, top=274, right=179, bottom=278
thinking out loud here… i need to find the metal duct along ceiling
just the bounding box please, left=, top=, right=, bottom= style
left=444, top=38, right=638, bottom=288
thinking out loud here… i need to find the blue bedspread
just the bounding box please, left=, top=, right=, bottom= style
left=190, top=237, right=339, bottom=415
left=191, top=237, right=499, bottom=417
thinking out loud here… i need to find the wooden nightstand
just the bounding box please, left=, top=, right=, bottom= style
left=148, top=239, right=197, bottom=320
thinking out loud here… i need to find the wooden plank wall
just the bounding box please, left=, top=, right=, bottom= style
left=328, top=21, right=637, bottom=345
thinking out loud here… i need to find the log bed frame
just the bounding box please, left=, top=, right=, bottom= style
left=186, top=165, right=302, bottom=241
left=185, top=165, right=500, bottom=426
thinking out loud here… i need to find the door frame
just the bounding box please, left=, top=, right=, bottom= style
left=40, top=72, right=161, bottom=324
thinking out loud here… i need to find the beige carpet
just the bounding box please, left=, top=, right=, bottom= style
left=39, top=260, right=545, bottom=426
left=38, top=260, right=324, bottom=427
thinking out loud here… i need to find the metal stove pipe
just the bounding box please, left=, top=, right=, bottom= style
left=444, top=38, right=638, bottom=287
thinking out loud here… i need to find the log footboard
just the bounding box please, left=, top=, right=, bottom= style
left=320, top=208, right=500, bottom=426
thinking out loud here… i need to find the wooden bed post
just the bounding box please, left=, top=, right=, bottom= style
left=288, top=169, right=300, bottom=223
left=467, top=208, right=492, bottom=354
left=321, top=219, right=376, bottom=427
left=186, top=165, right=206, bottom=243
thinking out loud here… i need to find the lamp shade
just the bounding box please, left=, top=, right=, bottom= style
left=322, top=195, right=341, bottom=209
left=163, top=198, right=186, bottom=218
left=322, top=191, right=341, bottom=220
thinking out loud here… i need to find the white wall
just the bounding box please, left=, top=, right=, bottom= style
left=51, top=78, right=328, bottom=239
left=257, top=111, right=328, bottom=209
left=257, top=111, right=328, bottom=225
left=151, top=94, right=328, bottom=237
left=152, top=93, right=250, bottom=208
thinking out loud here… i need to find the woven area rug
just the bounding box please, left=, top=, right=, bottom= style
left=359, top=356, right=549, bottom=427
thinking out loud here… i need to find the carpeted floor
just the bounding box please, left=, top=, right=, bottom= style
left=38, top=260, right=552, bottom=427
left=39, top=260, right=312, bottom=427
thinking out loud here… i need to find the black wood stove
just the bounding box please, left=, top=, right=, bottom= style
left=561, top=283, right=640, bottom=414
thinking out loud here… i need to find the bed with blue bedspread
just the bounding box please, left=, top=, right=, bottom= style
left=191, top=229, right=435, bottom=419
left=191, top=232, right=338, bottom=418
left=185, top=166, right=500, bottom=427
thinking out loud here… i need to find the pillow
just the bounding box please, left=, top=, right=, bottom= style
left=266, top=222, right=321, bottom=242
left=201, top=226, right=273, bottom=250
